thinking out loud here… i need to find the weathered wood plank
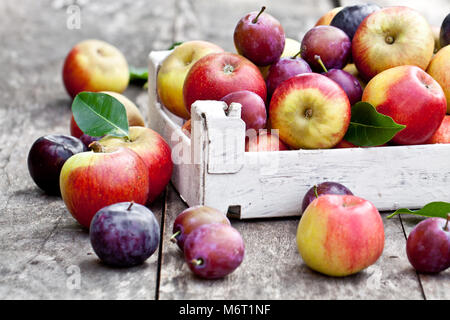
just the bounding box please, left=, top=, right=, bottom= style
left=158, top=185, right=424, bottom=299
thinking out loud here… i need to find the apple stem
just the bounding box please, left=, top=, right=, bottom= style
left=444, top=213, right=450, bottom=231
left=292, top=50, right=302, bottom=59
left=170, top=231, right=181, bottom=243
left=252, top=6, right=266, bottom=23
left=127, top=201, right=134, bottom=211
left=89, top=141, right=104, bottom=153
left=314, top=55, right=328, bottom=73
left=191, top=258, right=204, bottom=266
left=313, top=185, right=319, bottom=198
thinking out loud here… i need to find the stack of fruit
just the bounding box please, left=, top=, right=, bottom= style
left=157, top=5, right=450, bottom=150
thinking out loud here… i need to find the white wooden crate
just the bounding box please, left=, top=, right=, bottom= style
left=147, top=50, right=450, bottom=219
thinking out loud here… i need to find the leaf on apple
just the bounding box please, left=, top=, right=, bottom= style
left=72, top=92, right=129, bottom=138
left=344, top=102, right=406, bottom=147
left=387, top=202, right=450, bottom=220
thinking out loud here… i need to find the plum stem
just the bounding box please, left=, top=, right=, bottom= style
left=89, top=141, right=104, bottom=153
left=444, top=213, right=450, bottom=231
left=292, top=50, right=302, bottom=59
left=191, top=258, right=204, bottom=266
left=170, top=230, right=180, bottom=243
left=127, top=201, right=134, bottom=211
left=315, top=55, right=328, bottom=73
left=252, top=6, right=266, bottom=23
left=313, top=185, right=319, bottom=198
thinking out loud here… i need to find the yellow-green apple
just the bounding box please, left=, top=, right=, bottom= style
left=314, top=7, right=343, bottom=26
left=96, top=126, right=173, bottom=204
left=62, top=39, right=129, bottom=98
left=183, top=52, right=267, bottom=114
left=157, top=41, right=224, bottom=119
left=60, top=147, right=149, bottom=229
left=269, top=73, right=350, bottom=149
left=296, top=194, right=385, bottom=277
left=426, top=115, right=450, bottom=144
left=70, top=91, right=145, bottom=145
left=427, top=45, right=450, bottom=112
left=259, top=37, right=302, bottom=79
left=362, top=65, right=447, bottom=145
left=245, top=131, right=288, bottom=152
left=352, top=6, right=435, bottom=81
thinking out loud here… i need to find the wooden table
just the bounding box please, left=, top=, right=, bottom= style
left=0, top=0, right=449, bottom=300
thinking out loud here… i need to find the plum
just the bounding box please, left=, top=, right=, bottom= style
left=184, top=223, right=245, bottom=279
left=171, top=205, right=230, bottom=251
left=406, top=215, right=450, bottom=273
left=90, top=202, right=160, bottom=267
left=234, top=6, right=285, bottom=66
left=300, top=26, right=351, bottom=72
left=330, top=3, right=380, bottom=40
left=301, top=182, right=353, bottom=214
left=440, top=13, right=450, bottom=48
left=27, top=134, right=86, bottom=195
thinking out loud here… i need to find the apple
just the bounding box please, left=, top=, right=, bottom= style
left=362, top=65, right=446, bottom=145
left=70, top=91, right=145, bottom=138
left=296, top=194, right=385, bottom=277
left=220, top=90, right=267, bottom=131
left=314, top=7, right=343, bottom=26
left=183, top=52, right=267, bottom=114
left=427, top=45, right=450, bottom=112
left=259, top=37, right=302, bottom=79
left=269, top=73, right=350, bottom=149
left=352, top=6, right=435, bottom=81
left=234, top=6, right=285, bottom=66
left=60, top=147, right=149, bottom=229
left=157, top=41, right=224, bottom=119
left=62, top=39, right=129, bottom=98
left=97, top=126, right=173, bottom=204
left=245, top=131, right=289, bottom=152
left=426, top=115, right=450, bottom=144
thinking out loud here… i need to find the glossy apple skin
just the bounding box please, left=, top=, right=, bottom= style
left=330, top=3, right=380, bottom=40
left=323, top=69, right=362, bottom=105
left=300, top=26, right=351, bottom=72
left=62, top=40, right=129, bottom=98
left=157, top=41, right=224, bottom=120
left=269, top=73, right=351, bottom=149
left=220, top=90, right=267, bottom=131
left=234, top=9, right=285, bottom=66
left=98, top=126, right=173, bottom=204
left=427, top=45, right=450, bottom=112
left=297, top=194, right=384, bottom=277
left=172, top=205, right=230, bottom=251
left=245, top=131, right=289, bottom=152
left=352, top=6, right=434, bottom=81
left=28, top=135, right=86, bottom=195
left=314, top=7, right=343, bottom=26
left=60, top=147, right=149, bottom=229
left=440, top=13, right=450, bottom=48
left=266, top=57, right=312, bottom=98
left=426, top=115, right=450, bottom=144
left=90, top=202, right=160, bottom=267
left=362, top=65, right=446, bottom=145
left=183, top=52, right=267, bottom=114
left=406, top=217, right=450, bottom=273
left=301, top=182, right=353, bottom=214
left=184, top=223, right=245, bottom=279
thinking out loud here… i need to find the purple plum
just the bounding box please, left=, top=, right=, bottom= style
left=302, top=182, right=353, bottom=214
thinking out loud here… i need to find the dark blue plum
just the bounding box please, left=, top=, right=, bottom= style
left=330, top=3, right=380, bottom=40
left=301, top=182, right=353, bottom=214
left=184, top=223, right=245, bottom=279
left=90, top=202, right=160, bottom=267
left=27, top=134, right=86, bottom=195
left=440, top=13, right=450, bottom=48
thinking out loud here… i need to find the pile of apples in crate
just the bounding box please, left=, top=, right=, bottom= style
left=26, top=3, right=450, bottom=279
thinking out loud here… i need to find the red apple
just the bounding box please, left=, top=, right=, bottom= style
left=183, top=52, right=267, bottom=114
left=269, top=73, right=350, bottom=149
left=362, top=65, right=446, bottom=145
left=314, top=7, right=343, bottom=26
left=296, top=194, right=385, bottom=277
left=220, top=90, right=267, bottom=131
left=426, top=115, right=450, bottom=144
left=59, top=147, right=149, bottom=229
left=62, top=40, right=130, bottom=98
left=96, top=126, right=173, bottom=204
left=245, top=131, right=288, bottom=152
left=352, top=6, right=435, bottom=81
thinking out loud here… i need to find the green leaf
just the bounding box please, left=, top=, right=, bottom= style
left=129, top=66, right=148, bottom=82
left=344, top=102, right=406, bottom=147
left=387, top=202, right=450, bottom=219
left=168, top=41, right=183, bottom=50
left=72, top=92, right=129, bottom=138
